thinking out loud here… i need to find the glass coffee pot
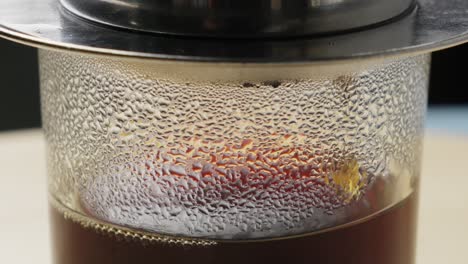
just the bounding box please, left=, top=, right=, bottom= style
left=1, top=0, right=467, bottom=263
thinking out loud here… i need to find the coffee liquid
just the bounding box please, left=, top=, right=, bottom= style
left=50, top=193, right=417, bottom=264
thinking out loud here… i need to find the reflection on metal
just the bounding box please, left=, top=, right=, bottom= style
left=0, top=0, right=467, bottom=62
left=59, top=0, right=415, bottom=37
left=100, top=0, right=139, bottom=9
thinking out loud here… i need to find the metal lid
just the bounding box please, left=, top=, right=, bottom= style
left=0, top=0, right=467, bottom=63
left=60, top=0, right=414, bottom=38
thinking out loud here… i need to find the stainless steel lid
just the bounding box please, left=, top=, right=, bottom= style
left=60, top=0, right=415, bottom=38
left=0, top=0, right=467, bottom=62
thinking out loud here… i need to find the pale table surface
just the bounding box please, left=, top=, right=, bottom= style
left=0, top=129, right=467, bottom=264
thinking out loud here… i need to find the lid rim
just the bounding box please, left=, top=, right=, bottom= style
left=0, top=0, right=468, bottom=63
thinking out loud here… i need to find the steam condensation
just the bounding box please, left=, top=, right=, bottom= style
left=40, top=51, right=429, bottom=239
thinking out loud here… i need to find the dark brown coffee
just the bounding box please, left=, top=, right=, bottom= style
left=50, top=193, right=417, bottom=264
